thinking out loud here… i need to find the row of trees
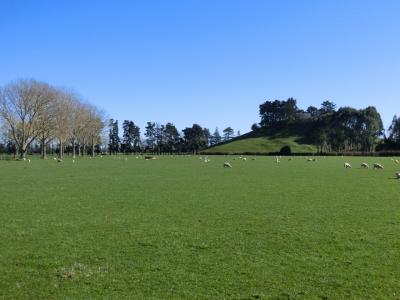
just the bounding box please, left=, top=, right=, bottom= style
left=4, top=78, right=394, bottom=156
left=107, top=121, right=239, bottom=154
left=0, top=79, right=105, bottom=159
left=258, top=98, right=386, bottom=152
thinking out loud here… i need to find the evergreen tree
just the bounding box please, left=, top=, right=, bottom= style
left=210, top=127, right=222, bottom=145
left=223, top=127, right=234, bottom=141
left=388, top=115, right=400, bottom=144
left=145, top=122, right=156, bottom=152
left=108, top=119, right=120, bottom=154
left=164, top=123, right=180, bottom=153
left=182, top=124, right=207, bottom=153
left=203, top=128, right=211, bottom=147
left=122, top=120, right=140, bottom=153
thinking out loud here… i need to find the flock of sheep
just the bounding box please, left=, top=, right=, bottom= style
left=18, top=154, right=400, bottom=179
left=219, top=155, right=400, bottom=179
left=344, top=159, right=400, bottom=179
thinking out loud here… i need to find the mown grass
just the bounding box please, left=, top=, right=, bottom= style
left=1, top=155, right=400, bottom=299
left=204, top=136, right=316, bottom=154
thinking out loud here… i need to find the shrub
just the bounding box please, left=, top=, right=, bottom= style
left=280, top=145, right=292, bottom=155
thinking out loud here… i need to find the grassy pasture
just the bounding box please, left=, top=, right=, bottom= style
left=0, top=155, right=400, bottom=299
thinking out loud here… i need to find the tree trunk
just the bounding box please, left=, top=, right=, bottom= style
left=59, top=140, right=63, bottom=159
left=72, top=139, right=76, bottom=159
left=19, top=148, right=26, bottom=160
left=91, top=137, right=95, bottom=157
left=41, top=135, right=47, bottom=159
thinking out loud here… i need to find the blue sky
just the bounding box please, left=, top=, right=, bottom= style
left=1, top=0, right=399, bottom=134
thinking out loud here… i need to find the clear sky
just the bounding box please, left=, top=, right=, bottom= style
left=1, top=0, right=399, bottom=135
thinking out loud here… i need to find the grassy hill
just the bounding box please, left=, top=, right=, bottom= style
left=204, top=135, right=316, bottom=154
left=204, top=125, right=318, bottom=154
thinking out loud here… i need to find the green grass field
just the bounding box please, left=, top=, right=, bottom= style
left=204, top=136, right=316, bottom=154
left=1, top=155, right=400, bottom=299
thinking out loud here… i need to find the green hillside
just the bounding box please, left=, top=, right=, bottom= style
left=204, top=135, right=317, bottom=154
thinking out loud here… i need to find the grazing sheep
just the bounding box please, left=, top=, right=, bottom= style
left=28, top=159, right=31, bottom=163
left=361, top=162, right=369, bottom=169
left=395, top=159, right=400, bottom=164
left=53, top=157, right=57, bottom=161
left=307, top=158, right=313, bottom=162
left=396, top=172, right=400, bottom=179
left=242, top=157, right=247, bottom=161
left=57, top=158, right=63, bottom=163
left=344, top=162, right=352, bottom=168
left=223, top=162, right=232, bottom=168
left=373, top=163, right=384, bottom=170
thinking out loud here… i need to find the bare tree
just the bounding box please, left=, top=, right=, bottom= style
left=36, top=86, right=58, bottom=159
left=0, top=79, right=52, bottom=159
left=86, top=105, right=105, bottom=157
left=52, top=90, right=75, bottom=158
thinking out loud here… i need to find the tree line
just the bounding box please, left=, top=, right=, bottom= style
left=107, top=121, right=238, bottom=154
left=0, top=79, right=238, bottom=157
left=0, top=79, right=105, bottom=159
left=3, top=78, right=398, bottom=157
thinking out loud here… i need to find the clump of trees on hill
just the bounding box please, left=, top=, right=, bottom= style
left=258, top=98, right=386, bottom=152
left=0, top=79, right=105, bottom=159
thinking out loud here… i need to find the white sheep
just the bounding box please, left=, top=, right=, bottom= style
left=223, top=162, right=232, bottom=168
left=361, top=162, right=369, bottom=169
left=396, top=172, right=400, bottom=179
left=373, top=163, right=384, bottom=170
left=242, top=157, right=247, bottom=161
left=344, top=162, right=352, bottom=168
left=276, top=156, right=280, bottom=163
left=395, top=159, right=399, bottom=164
